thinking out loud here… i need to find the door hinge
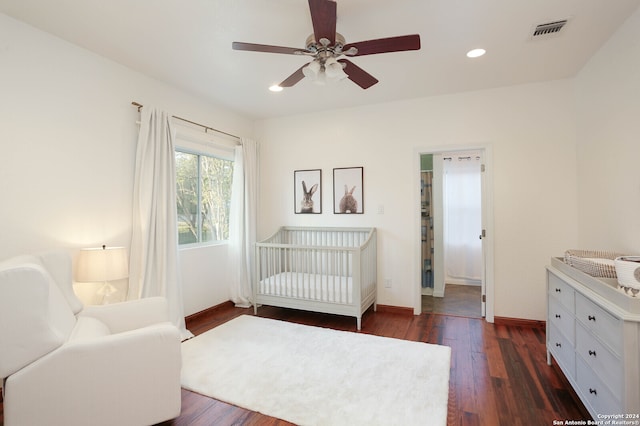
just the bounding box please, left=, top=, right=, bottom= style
left=481, top=164, right=486, bottom=172
left=482, top=294, right=486, bottom=303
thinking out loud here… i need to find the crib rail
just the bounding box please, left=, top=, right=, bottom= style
left=262, top=227, right=373, bottom=248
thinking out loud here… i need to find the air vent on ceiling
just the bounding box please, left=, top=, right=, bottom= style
left=531, top=19, right=569, bottom=39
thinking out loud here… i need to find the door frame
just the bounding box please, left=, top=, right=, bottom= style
left=412, top=143, right=495, bottom=323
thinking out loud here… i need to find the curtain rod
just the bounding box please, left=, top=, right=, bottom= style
left=444, top=156, right=480, bottom=161
left=131, top=102, right=240, bottom=140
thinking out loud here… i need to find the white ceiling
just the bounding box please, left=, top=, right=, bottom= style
left=1, top=0, right=639, bottom=119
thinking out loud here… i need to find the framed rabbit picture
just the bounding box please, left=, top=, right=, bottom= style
left=294, top=169, right=322, bottom=214
left=333, top=167, right=364, bottom=214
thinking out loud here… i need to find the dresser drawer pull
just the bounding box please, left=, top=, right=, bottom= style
left=555, top=342, right=561, bottom=348
left=588, top=350, right=596, bottom=357
left=589, top=388, right=597, bottom=395
left=555, top=314, right=561, bottom=318
left=555, top=288, right=561, bottom=293
left=588, top=315, right=596, bottom=321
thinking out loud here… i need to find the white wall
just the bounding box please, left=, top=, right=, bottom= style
left=0, top=14, right=253, bottom=315
left=254, top=80, right=579, bottom=321
left=575, top=7, right=640, bottom=254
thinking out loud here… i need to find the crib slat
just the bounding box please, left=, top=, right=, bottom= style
left=272, top=246, right=276, bottom=296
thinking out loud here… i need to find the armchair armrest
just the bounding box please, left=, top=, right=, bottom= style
left=79, top=296, right=170, bottom=333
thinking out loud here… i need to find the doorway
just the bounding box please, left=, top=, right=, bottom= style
left=413, top=146, right=494, bottom=322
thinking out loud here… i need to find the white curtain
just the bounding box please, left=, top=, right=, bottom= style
left=129, top=106, right=192, bottom=340
left=443, top=155, right=482, bottom=283
left=228, top=138, right=258, bottom=307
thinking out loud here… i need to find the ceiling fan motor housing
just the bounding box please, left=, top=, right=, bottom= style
left=304, top=32, right=355, bottom=58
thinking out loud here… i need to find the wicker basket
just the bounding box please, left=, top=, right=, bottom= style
left=563, top=249, right=624, bottom=278
left=615, top=256, right=640, bottom=296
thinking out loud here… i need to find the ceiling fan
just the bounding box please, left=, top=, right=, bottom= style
left=232, top=0, right=421, bottom=89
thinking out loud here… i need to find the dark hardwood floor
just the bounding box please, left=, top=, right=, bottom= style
left=0, top=303, right=590, bottom=426
left=166, top=303, right=590, bottom=426
left=422, top=284, right=483, bottom=318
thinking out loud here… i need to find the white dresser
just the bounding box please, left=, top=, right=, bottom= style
left=547, top=258, right=640, bottom=419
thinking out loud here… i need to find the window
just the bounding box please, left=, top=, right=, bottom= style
left=175, top=150, right=234, bottom=245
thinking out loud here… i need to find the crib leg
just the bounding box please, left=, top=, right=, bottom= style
left=254, top=303, right=258, bottom=316
left=356, top=317, right=361, bottom=331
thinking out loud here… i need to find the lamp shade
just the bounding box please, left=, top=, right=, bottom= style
left=76, top=246, right=129, bottom=282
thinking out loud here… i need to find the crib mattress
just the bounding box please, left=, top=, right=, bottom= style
left=258, top=272, right=353, bottom=304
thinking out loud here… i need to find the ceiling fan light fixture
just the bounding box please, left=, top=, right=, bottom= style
left=324, top=57, right=348, bottom=81
left=313, top=72, right=327, bottom=86
left=269, top=84, right=283, bottom=92
left=302, top=57, right=347, bottom=85
left=302, top=59, right=321, bottom=79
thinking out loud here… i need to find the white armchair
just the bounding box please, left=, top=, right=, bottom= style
left=0, top=250, right=182, bottom=426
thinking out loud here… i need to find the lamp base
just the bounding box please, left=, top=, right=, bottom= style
left=97, top=281, right=118, bottom=304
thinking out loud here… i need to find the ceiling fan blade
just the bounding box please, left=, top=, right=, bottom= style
left=308, top=0, right=337, bottom=45
left=338, top=59, right=378, bottom=89
left=279, top=65, right=307, bottom=87
left=232, top=41, right=302, bottom=55
left=343, top=34, right=421, bottom=57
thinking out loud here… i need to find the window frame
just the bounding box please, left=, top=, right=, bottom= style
left=174, top=125, right=236, bottom=248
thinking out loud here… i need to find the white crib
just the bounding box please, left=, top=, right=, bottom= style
left=254, top=227, right=377, bottom=330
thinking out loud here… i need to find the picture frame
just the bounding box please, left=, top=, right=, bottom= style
left=333, top=167, right=364, bottom=214
left=294, top=169, right=322, bottom=214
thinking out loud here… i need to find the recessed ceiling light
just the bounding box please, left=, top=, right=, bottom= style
left=466, top=48, right=486, bottom=58
left=269, top=85, right=283, bottom=92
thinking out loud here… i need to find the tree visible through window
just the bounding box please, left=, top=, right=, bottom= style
left=175, top=150, right=233, bottom=245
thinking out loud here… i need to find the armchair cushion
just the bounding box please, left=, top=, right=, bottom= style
left=79, top=296, right=171, bottom=334
left=68, top=316, right=111, bottom=342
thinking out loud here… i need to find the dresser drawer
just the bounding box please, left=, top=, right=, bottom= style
left=548, top=297, right=575, bottom=344
left=548, top=272, right=575, bottom=312
left=576, top=355, right=621, bottom=415
left=576, top=322, right=622, bottom=397
left=575, top=293, right=622, bottom=354
left=548, top=323, right=575, bottom=376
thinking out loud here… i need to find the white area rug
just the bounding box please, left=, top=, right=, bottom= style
left=181, top=315, right=451, bottom=426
